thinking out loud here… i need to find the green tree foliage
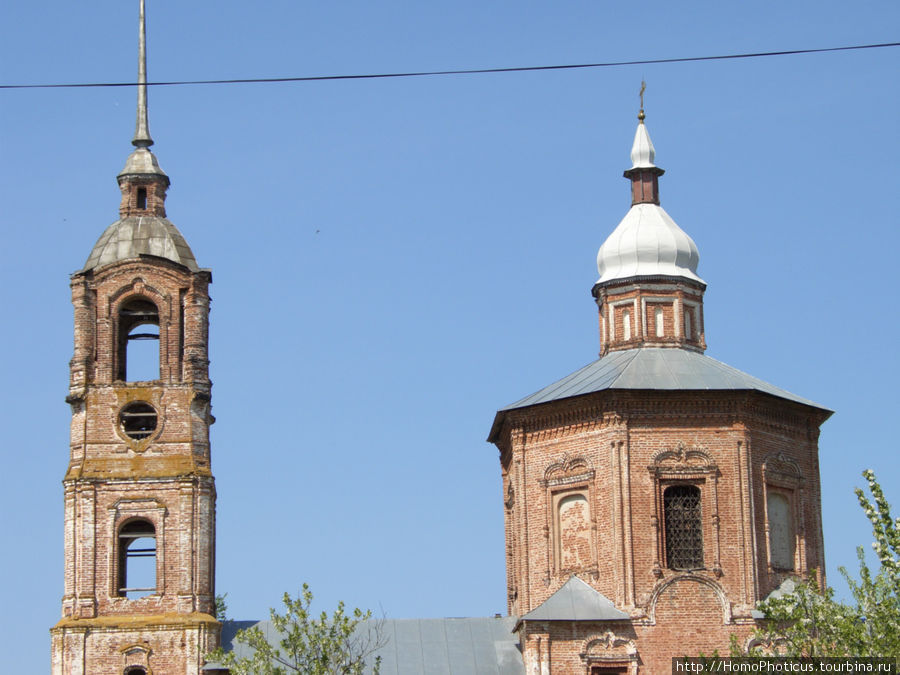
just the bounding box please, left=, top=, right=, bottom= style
left=215, top=593, right=229, bottom=621
left=207, top=584, right=385, bottom=674
left=737, top=470, right=899, bottom=660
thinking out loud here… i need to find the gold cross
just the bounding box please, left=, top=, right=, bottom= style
left=639, top=81, right=646, bottom=120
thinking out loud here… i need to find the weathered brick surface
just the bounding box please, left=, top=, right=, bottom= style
left=118, top=174, right=169, bottom=219
left=54, top=247, right=219, bottom=673
left=592, top=280, right=707, bottom=355
left=50, top=618, right=219, bottom=674
left=495, top=384, right=828, bottom=673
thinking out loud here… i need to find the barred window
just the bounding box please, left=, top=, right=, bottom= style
left=664, top=484, right=703, bottom=570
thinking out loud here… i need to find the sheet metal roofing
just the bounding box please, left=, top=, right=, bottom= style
left=211, top=616, right=524, bottom=674
left=595, top=202, right=703, bottom=285
left=520, top=576, right=629, bottom=624
left=490, top=348, right=829, bottom=440
left=119, top=147, right=167, bottom=178
left=82, top=216, right=199, bottom=272
left=629, top=119, right=657, bottom=169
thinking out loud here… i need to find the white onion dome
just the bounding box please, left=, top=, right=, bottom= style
left=596, top=119, right=704, bottom=286
left=596, top=204, right=702, bottom=284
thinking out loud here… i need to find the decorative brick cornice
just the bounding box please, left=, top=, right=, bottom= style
left=52, top=612, right=219, bottom=630
left=500, top=389, right=824, bottom=443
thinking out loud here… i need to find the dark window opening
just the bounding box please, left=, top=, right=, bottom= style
left=136, top=187, right=147, bottom=210
left=664, top=484, right=703, bottom=570
left=125, top=668, right=147, bottom=675
left=118, top=298, right=160, bottom=381
left=118, top=520, right=156, bottom=598
left=119, top=402, right=158, bottom=440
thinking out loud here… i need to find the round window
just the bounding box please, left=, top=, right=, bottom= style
left=119, top=402, right=158, bottom=440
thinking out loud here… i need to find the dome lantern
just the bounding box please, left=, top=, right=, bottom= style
left=592, top=100, right=707, bottom=355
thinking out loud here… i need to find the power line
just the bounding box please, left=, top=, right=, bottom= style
left=2, top=41, right=897, bottom=90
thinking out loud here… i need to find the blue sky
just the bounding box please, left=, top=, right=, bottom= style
left=1, top=1, right=898, bottom=670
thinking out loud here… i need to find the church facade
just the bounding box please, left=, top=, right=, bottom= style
left=487, top=111, right=831, bottom=673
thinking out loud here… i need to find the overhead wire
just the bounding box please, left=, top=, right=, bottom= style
left=1, top=41, right=898, bottom=90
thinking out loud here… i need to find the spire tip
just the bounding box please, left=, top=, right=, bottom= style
left=638, top=81, right=646, bottom=122
left=132, top=0, right=153, bottom=149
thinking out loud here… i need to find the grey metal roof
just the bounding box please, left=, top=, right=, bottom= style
left=489, top=348, right=829, bottom=440
left=82, top=215, right=199, bottom=272
left=119, top=147, right=167, bottom=178
left=519, top=575, right=629, bottom=624
left=212, top=616, right=524, bottom=675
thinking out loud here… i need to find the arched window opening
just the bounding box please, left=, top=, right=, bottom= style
left=136, top=187, right=147, bottom=210
left=664, top=485, right=703, bottom=570
left=118, top=298, right=160, bottom=382
left=767, top=492, right=794, bottom=569
left=118, top=520, right=157, bottom=598
left=622, top=309, right=632, bottom=341
left=655, top=307, right=665, bottom=337
left=124, top=668, right=147, bottom=675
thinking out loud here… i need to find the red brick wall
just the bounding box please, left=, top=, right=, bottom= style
left=593, top=281, right=706, bottom=355
left=496, top=389, right=828, bottom=673
left=118, top=175, right=169, bottom=219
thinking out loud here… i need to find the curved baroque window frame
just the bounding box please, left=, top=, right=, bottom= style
left=541, top=454, right=597, bottom=579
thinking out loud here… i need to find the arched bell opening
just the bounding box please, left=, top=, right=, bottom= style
left=117, top=297, right=160, bottom=382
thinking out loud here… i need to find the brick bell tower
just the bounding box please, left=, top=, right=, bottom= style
left=50, top=2, right=219, bottom=673
left=488, top=102, right=832, bottom=674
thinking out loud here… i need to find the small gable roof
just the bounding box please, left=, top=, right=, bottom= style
left=518, top=575, right=630, bottom=626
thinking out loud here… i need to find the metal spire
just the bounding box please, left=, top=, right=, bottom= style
left=132, top=0, right=153, bottom=148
